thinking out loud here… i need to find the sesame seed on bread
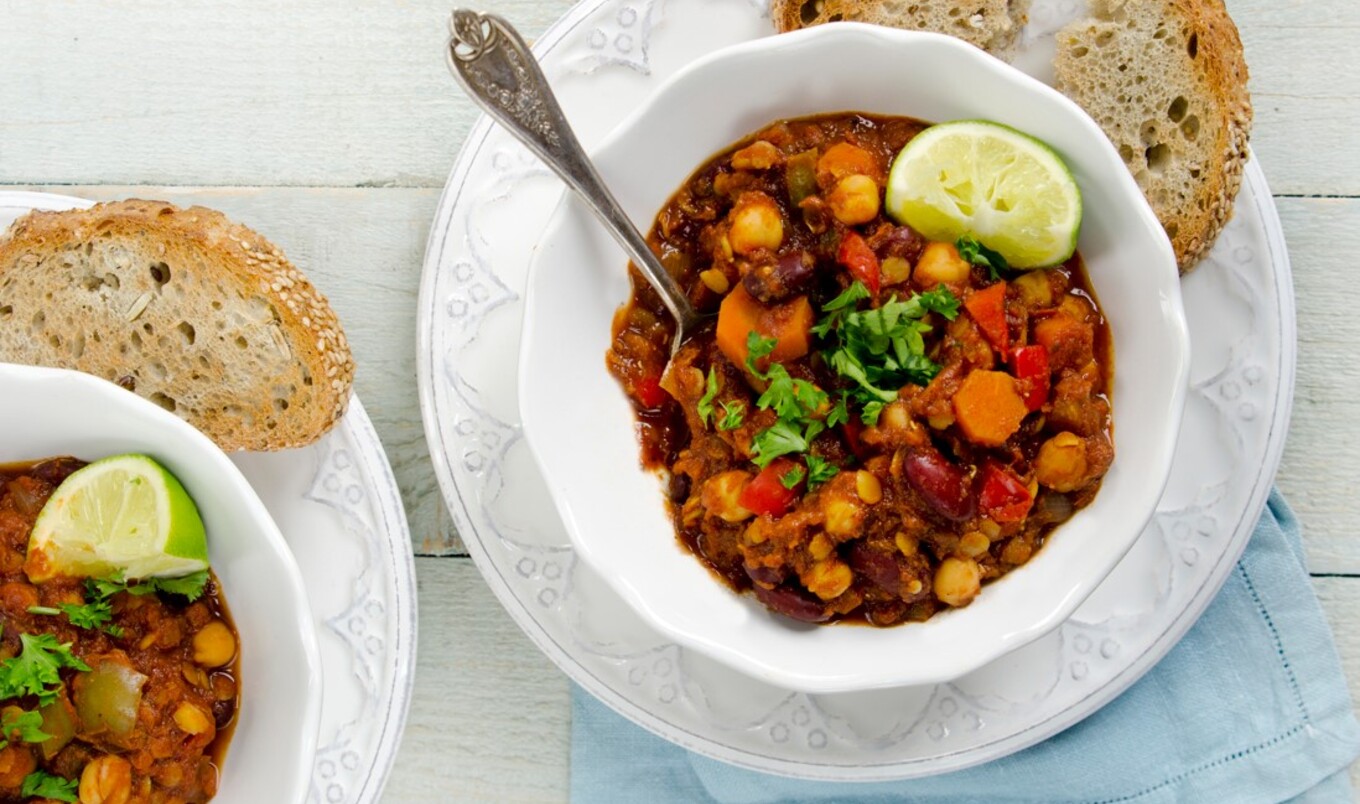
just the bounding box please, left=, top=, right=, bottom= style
left=0, top=200, right=354, bottom=451
left=1055, top=0, right=1252, bottom=272
left=770, top=0, right=1032, bottom=56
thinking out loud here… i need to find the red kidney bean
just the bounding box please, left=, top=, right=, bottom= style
left=744, top=563, right=787, bottom=588
left=901, top=448, right=975, bottom=521
left=846, top=542, right=901, bottom=595
left=742, top=249, right=815, bottom=303
left=753, top=583, right=830, bottom=623
left=878, top=225, right=926, bottom=264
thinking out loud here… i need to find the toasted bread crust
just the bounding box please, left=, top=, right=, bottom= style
left=1056, top=0, right=1251, bottom=272
left=770, top=0, right=1031, bottom=55
left=0, top=200, right=354, bottom=451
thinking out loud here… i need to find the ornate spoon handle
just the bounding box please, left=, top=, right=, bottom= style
left=446, top=10, right=702, bottom=345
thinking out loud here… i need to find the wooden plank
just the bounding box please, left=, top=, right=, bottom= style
left=1274, top=198, right=1360, bottom=575
left=0, top=0, right=570, bottom=189
left=385, top=558, right=569, bottom=803
left=385, top=560, right=1360, bottom=801
left=12, top=184, right=464, bottom=554
left=1227, top=0, right=1360, bottom=196
left=1, top=0, right=1357, bottom=193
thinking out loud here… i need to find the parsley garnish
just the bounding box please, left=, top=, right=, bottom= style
left=779, top=465, right=806, bottom=489
left=826, top=396, right=850, bottom=428
left=751, top=419, right=825, bottom=468
left=89, top=570, right=209, bottom=603
left=805, top=454, right=840, bottom=490
left=21, top=771, right=77, bottom=803
left=716, top=401, right=745, bottom=431
left=0, top=708, right=49, bottom=750
left=956, top=235, right=1009, bottom=281
left=28, top=599, right=119, bottom=637
left=696, top=368, right=719, bottom=427
left=744, top=332, right=778, bottom=376
left=0, top=634, right=90, bottom=705
left=816, top=281, right=959, bottom=424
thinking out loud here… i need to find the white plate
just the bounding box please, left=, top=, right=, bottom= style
left=0, top=191, right=418, bottom=802
left=418, top=0, right=1294, bottom=780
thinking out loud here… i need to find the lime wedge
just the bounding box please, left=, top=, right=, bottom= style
left=26, top=454, right=209, bottom=583
left=885, top=120, right=1082, bottom=268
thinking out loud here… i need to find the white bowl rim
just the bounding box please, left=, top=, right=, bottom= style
left=0, top=361, right=323, bottom=800
left=519, top=23, right=1190, bottom=692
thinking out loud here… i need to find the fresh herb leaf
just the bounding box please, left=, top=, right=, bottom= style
left=805, top=454, right=840, bottom=490
left=27, top=599, right=118, bottom=636
left=0, top=708, right=50, bottom=750
left=90, top=571, right=209, bottom=603
left=716, top=402, right=745, bottom=432
left=826, top=396, right=850, bottom=428
left=860, top=400, right=886, bottom=426
left=696, top=368, right=719, bottom=427
left=751, top=420, right=825, bottom=468
left=956, top=235, right=1009, bottom=281
left=755, top=365, right=828, bottom=422
left=25, top=606, right=60, bottom=617
left=744, top=332, right=778, bottom=378
left=779, top=465, right=806, bottom=490
left=21, top=771, right=77, bottom=803
left=0, top=633, right=90, bottom=704
left=823, top=281, right=872, bottom=312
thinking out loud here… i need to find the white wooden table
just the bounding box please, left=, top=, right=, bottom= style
left=2, top=1, right=1357, bottom=799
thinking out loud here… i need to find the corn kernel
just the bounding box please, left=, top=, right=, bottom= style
left=808, top=533, right=834, bottom=561
left=979, top=519, right=1001, bottom=539
left=881, top=256, right=911, bottom=286
left=804, top=559, right=854, bottom=600
left=959, top=531, right=991, bottom=558
left=895, top=532, right=919, bottom=557
left=699, top=268, right=730, bottom=294
left=855, top=470, right=883, bottom=504
left=927, top=412, right=955, bottom=430
left=906, top=579, right=924, bottom=595
left=823, top=496, right=863, bottom=537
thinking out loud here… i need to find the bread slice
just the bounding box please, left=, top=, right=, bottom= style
left=1054, top=0, right=1251, bottom=272
left=770, top=0, right=1031, bottom=55
left=0, top=200, right=354, bottom=451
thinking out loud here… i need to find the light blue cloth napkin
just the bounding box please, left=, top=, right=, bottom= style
left=571, top=491, right=1360, bottom=802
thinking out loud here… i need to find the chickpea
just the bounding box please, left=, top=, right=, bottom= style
left=855, top=470, right=883, bottom=504
left=1035, top=431, right=1089, bottom=492
left=193, top=620, right=237, bottom=668
left=881, top=256, right=912, bottom=286
left=79, top=755, right=132, bottom=804
left=731, top=140, right=783, bottom=170
left=914, top=241, right=971, bottom=286
left=934, top=557, right=982, bottom=607
left=828, top=174, right=881, bottom=225
left=727, top=192, right=784, bottom=256
left=700, top=471, right=754, bottom=523
left=803, top=559, right=854, bottom=600
left=1013, top=271, right=1052, bottom=307
left=173, top=702, right=215, bottom=737
left=808, top=533, right=835, bottom=561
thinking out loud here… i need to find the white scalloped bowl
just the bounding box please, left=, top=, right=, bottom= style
left=520, top=24, right=1189, bottom=692
left=0, top=361, right=321, bottom=801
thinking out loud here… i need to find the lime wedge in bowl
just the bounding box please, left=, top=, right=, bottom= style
left=885, top=120, right=1082, bottom=268
left=26, top=454, right=209, bottom=582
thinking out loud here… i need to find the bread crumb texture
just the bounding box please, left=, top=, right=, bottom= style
left=771, top=0, right=1031, bottom=54
left=1055, top=0, right=1251, bottom=272
left=0, top=200, right=354, bottom=451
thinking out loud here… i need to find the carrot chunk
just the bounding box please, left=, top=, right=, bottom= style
left=964, top=281, right=1008, bottom=352
left=952, top=370, right=1028, bottom=446
left=715, top=285, right=812, bottom=371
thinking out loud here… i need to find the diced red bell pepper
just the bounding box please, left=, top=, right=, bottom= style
left=633, top=374, right=668, bottom=410
left=978, top=462, right=1033, bottom=523
left=841, top=417, right=868, bottom=461
left=836, top=231, right=881, bottom=295
left=964, top=281, right=1009, bottom=352
left=739, top=458, right=802, bottom=518
left=1009, top=344, right=1050, bottom=412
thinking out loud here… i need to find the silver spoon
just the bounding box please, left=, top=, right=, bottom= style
left=446, top=9, right=704, bottom=355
